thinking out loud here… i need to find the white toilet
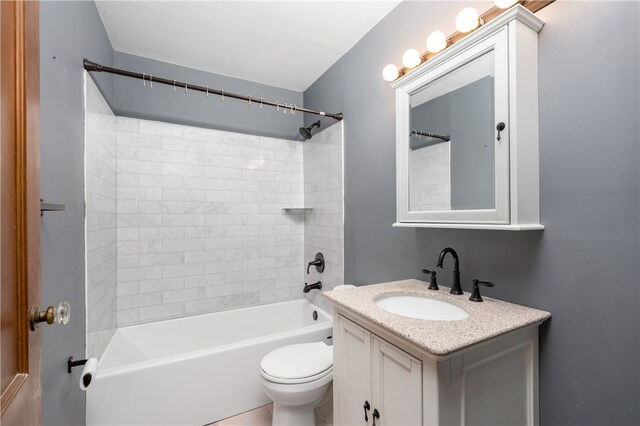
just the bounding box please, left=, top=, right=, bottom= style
left=260, top=342, right=333, bottom=426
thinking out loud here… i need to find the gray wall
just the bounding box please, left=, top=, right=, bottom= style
left=40, top=1, right=114, bottom=425
left=410, top=76, right=495, bottom=209
left=304, top=2, right=640, bottom=425
left=113, top=51, right=304, bottom=140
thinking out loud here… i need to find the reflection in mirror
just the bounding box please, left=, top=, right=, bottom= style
left=408, top=50, right=496, bottom=212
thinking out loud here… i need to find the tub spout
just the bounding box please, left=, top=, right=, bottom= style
left=303, top=281, right=322, bottom=293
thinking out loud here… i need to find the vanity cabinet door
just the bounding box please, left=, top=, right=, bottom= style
left=371, top=337, right=422, bottom=426
left=334, top=316, right=372, bottom=425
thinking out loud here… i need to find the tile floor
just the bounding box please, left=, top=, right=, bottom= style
left=210, top=404, right=273, bottom=426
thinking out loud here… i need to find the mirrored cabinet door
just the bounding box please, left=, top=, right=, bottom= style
left=398, top=30, right=509, bottom=225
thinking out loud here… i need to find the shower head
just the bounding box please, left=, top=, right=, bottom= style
left=299, top=120, right=321, bottom=140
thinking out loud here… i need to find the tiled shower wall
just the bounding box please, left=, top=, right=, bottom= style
left=85, top=78, right=343, bottom=331
left=85, top=75, right=117, bottom=358
left=114, top=117, right=305, bottom=325
left=303, top=123, right=344, bottom=312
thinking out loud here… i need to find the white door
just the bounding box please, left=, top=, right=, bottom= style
left=371, top=337, right=422, bottom=426
left=334, top=316, right=372, bottom=425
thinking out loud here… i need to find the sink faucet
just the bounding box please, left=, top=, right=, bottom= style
left=436, top=247, right=463, bottom=295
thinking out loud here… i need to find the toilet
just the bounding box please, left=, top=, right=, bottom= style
left=260, top=342, right=333, bottom=426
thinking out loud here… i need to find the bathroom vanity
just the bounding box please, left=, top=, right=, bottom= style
left=324, top=280, right=551, bottom=425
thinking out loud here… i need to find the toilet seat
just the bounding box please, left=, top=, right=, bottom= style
left=261, top=342, right=333, bottom=384
left=261, top=366, right=333, bottom=384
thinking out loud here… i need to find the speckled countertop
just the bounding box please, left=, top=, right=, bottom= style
left=324, top=279, right=551, bottom=357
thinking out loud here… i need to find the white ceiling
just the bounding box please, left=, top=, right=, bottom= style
left=96, top=1, right=402, bottom=92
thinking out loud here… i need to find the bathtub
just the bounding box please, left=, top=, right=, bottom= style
left=86, top=299, right=332, bottom=425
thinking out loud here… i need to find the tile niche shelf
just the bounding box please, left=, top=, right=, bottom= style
left=281, top=207, right=313, bottom=213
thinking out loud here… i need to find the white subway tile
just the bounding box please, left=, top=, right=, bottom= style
left=116, top=117, right=139, bottom=132
left=140, top=252, right=185, bottom=267
left=139, top=277, right=185, bottom=293
left=163, top=287, right=204, bottom=304
left=162, top=188, right=205, bottom=202
left=162, top=238, right=205, bottom=252
left=117, top=292, right=162, bottom=309
left=163, top=163, right=205, bottom=177
left=184, top=273, right=225, bottom=288
left=139, top=120, right=184, bottom=137
left=118, top=266, right=163, bottom=282
left=163, top=262, right=205, bottom=278
left=139, top=226, right=185, bottom=240
left=138, top=303, right=185, bottom=322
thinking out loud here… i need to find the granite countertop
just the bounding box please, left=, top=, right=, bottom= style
left=324, top=279, right=551, bottom=357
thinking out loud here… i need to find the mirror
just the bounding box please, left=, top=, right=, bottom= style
left=408, top=50, right=495, bottom=213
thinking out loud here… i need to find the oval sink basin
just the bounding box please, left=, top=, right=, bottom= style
left=374, top=295, right=469, bottom=321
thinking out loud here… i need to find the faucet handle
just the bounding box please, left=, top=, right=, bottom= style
left=469, top=279, right=494, bottom=302
left=421, top=269, right=439, bottom=291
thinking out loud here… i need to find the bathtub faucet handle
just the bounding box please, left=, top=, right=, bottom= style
left=307, top=252, right=325, bottom=274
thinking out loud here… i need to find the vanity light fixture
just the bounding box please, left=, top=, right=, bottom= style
left=455, top=7, right=481, bottom=33
left=494, top=0, right=519, bottom=8
left=402, top=49, right=422, bottom=69
left=426, top=31, right=447, bottom=53
left=382, top=64, right=400, bottom=82
left=380, top=0, right=554, bottom=82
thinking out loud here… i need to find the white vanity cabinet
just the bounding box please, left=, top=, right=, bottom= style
left=334, top=315, right=422, bottom=425
left=333, top=312, right=541, bottom=426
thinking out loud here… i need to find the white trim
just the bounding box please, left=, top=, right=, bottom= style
left=393, top=222, right=544, bottom=231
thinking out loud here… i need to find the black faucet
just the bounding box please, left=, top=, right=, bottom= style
left=436, top=247, right=463, bottom=295
left=307, top=253, right=325, bottom=274
left=421, top=268, right=439, bottom=291
left=303, top=281, right=322, bottom=293
left=469, top=279, right=495, bottom=302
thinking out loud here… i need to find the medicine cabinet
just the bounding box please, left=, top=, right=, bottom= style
left=392, top=6, right=544, bottom=230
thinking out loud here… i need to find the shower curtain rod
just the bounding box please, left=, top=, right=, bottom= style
left=410, top=129, right=450, bottom=142
left=83, top=59, right=343, bottom=121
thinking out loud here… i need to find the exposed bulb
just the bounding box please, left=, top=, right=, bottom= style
left=494, top=0, right=518, bottom=8
left=426, top=31, right=447, bottom=53
left=456, top=7, right=480, bottom=33
left=402, top=49, right=422, bottom=69
left=382, top=64, right=399, bottom=82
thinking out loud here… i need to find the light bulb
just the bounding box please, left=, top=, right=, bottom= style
left=455, top=7, right=480, bottom=33
left=402, top=49, right=422, bottom=69
left=382, top=64, right=399, bottom=82
left=426, top=31, right=447, bottom=53
left=494, top=0, right=518, bottom=8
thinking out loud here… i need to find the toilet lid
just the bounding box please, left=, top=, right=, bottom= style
left=261, top=342, right=333, bottom=381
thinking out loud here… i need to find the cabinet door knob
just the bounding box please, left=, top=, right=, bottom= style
left=372, top=408, right=380, bottom=426
left=496, top=122, right=506, bottom=141
left=363, top=401, right=370, bottom=422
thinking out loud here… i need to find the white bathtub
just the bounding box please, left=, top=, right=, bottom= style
left=86, top=299, right=332, bottom=425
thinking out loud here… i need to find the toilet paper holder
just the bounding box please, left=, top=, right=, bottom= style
left=68, top=356, right=87, bottom=374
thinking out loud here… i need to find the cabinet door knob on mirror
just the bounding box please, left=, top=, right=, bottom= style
left=421, top=268, right=439, bottom=290
left=469, top=279, right=495, bottom=302
left=496, top=122, right=506, bottom=141
left=363, top=401, right=370, bottom=422
left=30, top=301, right=70, bottom=331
